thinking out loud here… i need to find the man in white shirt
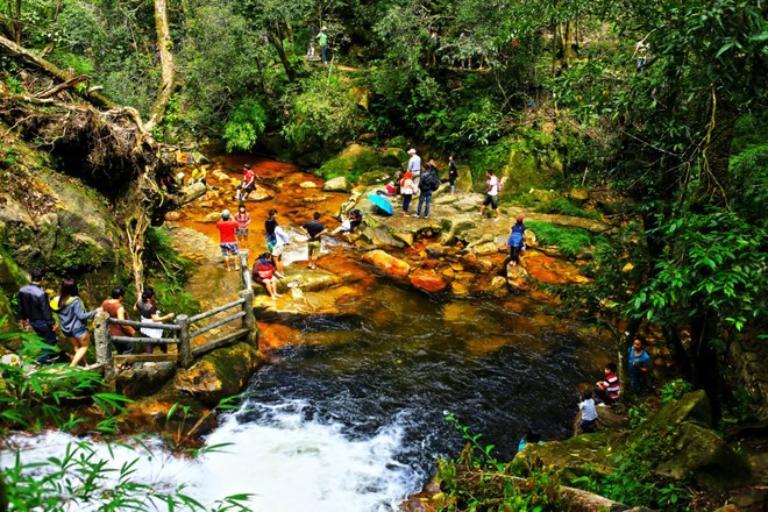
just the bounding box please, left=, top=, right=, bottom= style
left=407, top=148, right=421, bottom=191
left=479, top=170, right=501, bottom=220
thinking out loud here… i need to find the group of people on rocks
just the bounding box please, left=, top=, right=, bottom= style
left=15, top=270, right=179, bottom=367
left=576, top=338, right=653, bottom=434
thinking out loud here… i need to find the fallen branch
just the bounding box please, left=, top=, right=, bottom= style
left=35, top=74, right=89, bottom=99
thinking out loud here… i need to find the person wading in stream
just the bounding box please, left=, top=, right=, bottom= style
left=16, top=269, right=59, bottom=363
left=303, top=212, right=327, bottom=270
left=50, top=278, right=99, bottom=367
left=101, top=288, right=135, bottom=354
left=216, top=209, right=240, bottom=272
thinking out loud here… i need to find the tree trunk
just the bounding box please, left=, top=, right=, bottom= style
left=13, top=0, right=21, bottom=44
left=144, top=0, right=175, bottom=132
left=690, top=308, right=722, bottom=424
left=268, top=30, right=295, bottom=82
left=701, top=91, right=737, bottom=205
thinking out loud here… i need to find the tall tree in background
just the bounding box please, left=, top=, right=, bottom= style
left=145, top=0, right=176, bottom=131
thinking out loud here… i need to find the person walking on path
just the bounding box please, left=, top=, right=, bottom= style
left=303, top=212, right=326, bottom=270
left=101, top=288, right=136, bottom=354
left=216, top=209, right=240, bottom=272
left=628, top=338, right=653, bottom=392
left=417, top=163, right=440, bottom=219
left=578, top=390, right=599, bottom=433
left=252, top=252, right=283, bottom=300
left=594, top=362, right=621, bottom=404
left=16, top=269, right=58, bottom=363
left=50, top=278, right=99, bottom=367
left=506, top=216, right=526, bottom=266
left=448, top=156, right=459, bottom=194
left=235, top=205, right=251, bottom=243
left=317, top=26, right=329, bottom=64
left=407, top=149, right=422, bottom=191
left=400, top=170, right=416, bottom=214
left=237, top=164, right=258, bottom=202
left=479, top=170, right=501, bottom=220
left=135, top=287, right=175, bottom=354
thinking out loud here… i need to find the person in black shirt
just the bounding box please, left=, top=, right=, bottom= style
left=448, top=156, right=459, bottom=194
left=16, top=269, right=59, bottom=363
left=302, top=212, right=326, bottom=269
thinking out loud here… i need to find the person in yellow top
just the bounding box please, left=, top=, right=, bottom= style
left=50, top=278, right=100, bottom=367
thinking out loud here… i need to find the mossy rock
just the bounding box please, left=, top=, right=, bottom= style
left=647, top=389, right=711, bottom=427
left=316, top=143, right=383, bottom=182
left=455, top=165, right=474, bottom=193
left=380, top=147, right=407, bottom=168
left=522, top=431, right=622, bottom=480
left=173, top=342, right=264, bottom=406
left=358, top=168, right=396, bottom=186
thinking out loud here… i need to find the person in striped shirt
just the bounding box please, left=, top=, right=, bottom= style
left=594, top=362, right=621, bottom=404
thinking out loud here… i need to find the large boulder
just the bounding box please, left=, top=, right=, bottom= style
left=362, top=250, right=411, bottom=280
left=380, top=147, right=407, bottom=168
left=316, top=143, right=383, bottom=181
left=322, top=176, right=350, bottom=192
left=410, top=268, right=448, bottom=293
left=173, top=342, right=264, bottom=406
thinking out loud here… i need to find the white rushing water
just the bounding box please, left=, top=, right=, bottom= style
left=1, top=400, right=422, bottom=512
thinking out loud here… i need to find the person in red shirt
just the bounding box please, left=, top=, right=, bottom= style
left=216, top=209, right=240, bottom=271
left=237, top=163, right=258, bottom=201
left=594, top=362, right=621, bottom=404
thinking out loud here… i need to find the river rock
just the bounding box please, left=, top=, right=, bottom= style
left=410, top=269, right=448, bottom=293
left=568, top=187, right=590, bottom=204
left=173, top=342, right=264, bottom=406
left=450, top=280, right=470, bottom=297
left=362, top=250, right=411, bottom=280
left=473, top=241, right=501, bottom=256
left=165, top=211, right=182, bottom=222
left=211, top=169, right=230, bottom=182
left=322, top=176, right=350, bottom=192
left=358, top=169, right=392, bottom=185
left=380, top=147, right=407, bottom=167
left=506, top=263, right=529, bottom=291
left=488, top=276, right=508, bottom=297
left=204, top=212, right=222, bottom=223
left=116, top=362, right=176, bottom=398
left=245, top=187, right=273, bottom=202
left=300, top=181, right=318, bottom=188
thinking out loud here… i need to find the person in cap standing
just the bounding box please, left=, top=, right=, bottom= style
left=317, top=26, right=329, bottom=65
left=407, top=148, right=422, bottom=191
left=216, top=209, right=240, bottom=272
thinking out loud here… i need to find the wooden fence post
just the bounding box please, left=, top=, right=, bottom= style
left=239, top=289, right=258, bottom=346
left=93, top=311, right=114, bottom=381
left=177, top=314, right=192, bottom=368
left=239, top=249, right=252, bottom=292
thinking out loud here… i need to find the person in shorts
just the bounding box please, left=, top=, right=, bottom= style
left=237, top=164, right=257, bottom=201
left=216, top=209, right=240, bottom=271
left=235, top=205, right=251, bottom=242
left=479, top=170, right=501, bottom=220
left=302, top=212, right=326, bottom=270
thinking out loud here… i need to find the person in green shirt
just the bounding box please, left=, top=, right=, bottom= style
left=317, top=26, right=329, bottom=64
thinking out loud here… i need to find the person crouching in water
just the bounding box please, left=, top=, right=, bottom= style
left=506, top=216, right=526, bottom=266
left=50, top=278, right=99, bottom=367
left=252, top=252, right=283, bottom=300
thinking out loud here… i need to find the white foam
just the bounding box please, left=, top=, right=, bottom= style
left=2, top=400, right=420, bottom=512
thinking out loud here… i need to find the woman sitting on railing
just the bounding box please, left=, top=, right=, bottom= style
left=135, top=287, right=175, bottom=354
left=252, top=252, right=284, bottom=300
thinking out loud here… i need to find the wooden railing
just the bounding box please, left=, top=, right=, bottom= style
left=94, top=251, right=257, bottom=379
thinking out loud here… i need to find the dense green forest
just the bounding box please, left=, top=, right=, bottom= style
left=1, top=0, right=768, bottom=510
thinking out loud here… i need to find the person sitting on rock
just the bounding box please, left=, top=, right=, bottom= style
left=237, top=163, right=258, bottom=202
left=506, top=216, right=526, bottom=267
left=252, top=252, right=283, bottom=300
left=594, top=362, right=621, bottom=404
left=578, top=390, right=598, bottom=433
left=332, top=209, right=363, bottom=237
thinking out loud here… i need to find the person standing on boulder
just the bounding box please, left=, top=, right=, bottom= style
left=417, top=163, right=440, bottom=219
left=506, top=216, right=526, bottom=267
left=216, top=209, right=240, bottom=272
left=399, top=170, right=416, bottom=214
left=479, top=170, right=501, bottom=220
left=448, top=156, right=459, bottom=194
left=16, top=269, right=59, bottom=363
left=235, top=205, right=252, bottom=243
left=407, top=148, right=422, bottom=191
left=303, top=212, right=327, bottom=270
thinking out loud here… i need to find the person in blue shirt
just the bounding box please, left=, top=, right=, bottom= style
left=628, top=337, right=652, bottom=392
left=506, top=216, right=526, bottom=267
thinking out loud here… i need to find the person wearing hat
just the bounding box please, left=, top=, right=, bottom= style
left=317, top=26, right=329, bottom=64
left=506, top=215, right=527, bottom=267
left=407, top=148, right=422, bottom=191
left=216, top=209, right=241, bottom=271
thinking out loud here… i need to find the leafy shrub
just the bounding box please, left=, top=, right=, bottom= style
left=660, top=379, right=693, bottom=403
left=526, top=221, right=594, bottom=259
left=282, top=73, right=367, bottom=153
left=144, top=227, right=200, bottom=316
left=223, top=98, right=268, bottom=153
